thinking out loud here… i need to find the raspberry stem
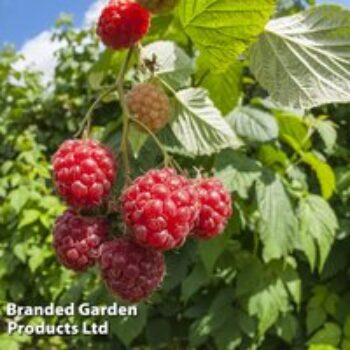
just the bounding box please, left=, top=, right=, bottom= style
left=117, top=47, right=135, bottom=181
left=130, top=117, right=171, bottom=166
left=76, top=84, right=118, bottom=138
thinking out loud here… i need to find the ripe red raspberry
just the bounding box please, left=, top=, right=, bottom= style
left=136, top=0, right=179, bottom=14
left=53, top=210, right=109, bottom=272
left=99, top=239, right=165, bottom=303
left=193, top=178, right=232, bottom=240
left=97, top=0, right=150, bottom=50
left=127, top=83, right=171, bottom=132
left=121, top=168, right=199, bottom=250
left=52, top=139, right=116, bottom=208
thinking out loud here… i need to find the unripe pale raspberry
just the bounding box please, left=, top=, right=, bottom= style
left=127, top=83, right=171, bottom=132
left=52, top=139, right=116, bottom=208
left=121, top=168, right=199, bottom=250
left=99, top=239, right=165, bottom=303
left=97, top=0, right=150, bottom=50
left=193, top=178, right=232, bottom=240
left=136, top=0, right=179, bottom=14
left=53, top=210, right=109, bottom=272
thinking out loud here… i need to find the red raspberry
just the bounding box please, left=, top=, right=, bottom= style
left=193, top=178, right=232, bottom=240
left=136, top=0, right=179, bottom=14
left=53, top=210, right=109, bottom=272
left=127, top=83, right=171, bottom=132
left=97, top=0, right=150, bottom=50
left=52, top=139, right=116, bottom=208
left=99, top=239, right=165, bottom=303
left=121, top=168, right=199, bottom=250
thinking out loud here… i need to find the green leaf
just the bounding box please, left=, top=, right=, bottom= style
left=237, top=259, right=299, bottom=336
left=170, top=88, right=241, bottom=155
left=301, top=153, right=336, bottom=199
left=9, top=187, right=30, bottom=213
left=274, top=111, right=310, bottom=149
left=250, top=5, right=350, bottom=109
left=258, top=144, right=289, bottom=169
left=146, top=319, right=172, bottom=347
left=181, top=262, right=210, bottom=302
left=230, top=106, right=279, bottom=143
left=190, top=288, right=235, bottom=347
left=308, top=322, right=342, bottom=347
left=298, top=195, right=338, bottom=271
left=215, top=149, right=262, bottom=199
left=88, top=49, right=128, bottom=90
left=141, top=41, right=193, bottom=89
left=212, top=313, right=242, bottom=350
left=178, top=0, right=276, bottom=69
left=196, top=53, right=243, bottom=115
left=110, top=304, right=147, bottom=346
left=256, top=173, right=298, bottom=261
left=308, top=345, right=338, bottom=350
left=18, top=209, right=40, bottom=228
left=313, top=118, right=337, bottom=153
left=198, top=228, right=233, bottom=273
left=0, top=335, right=20, bottom=350
left=28, top=246, right=50, bottom=272
left=276, top=314, right=298, bottom=344
left=128, top=124, right=149, bottom=157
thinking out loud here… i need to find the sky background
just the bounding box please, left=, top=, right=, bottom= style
left=0, top=0, right=349, bottom=80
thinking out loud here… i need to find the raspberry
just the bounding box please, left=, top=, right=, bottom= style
left=99, top=239, right=165, bottom=303
left=193, top=178, right=232, bottom=240
left=52, top=139, right=116, bottom=208
left=136, top=0, right=179, bottom=14
left=53, top=210, right=109, bottom=272
left=97, top=0, right=150, bottom=50
left=121, top=168, right=199, bottom=250
left=127, top=83, right=171, bottom=132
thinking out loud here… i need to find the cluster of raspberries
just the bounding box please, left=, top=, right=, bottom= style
left=50, top=0, right=232, bottom=304
left=51, top=139, right=232, bottom=303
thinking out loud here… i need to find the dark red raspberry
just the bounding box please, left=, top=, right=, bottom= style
left=52, top=139, right=116, bottom=208
left=193, top=178, right=232, bottom=240
left=99, top=239, right=165, bottom=303
left=97, top=0, right=150, bottom=50
left=53, top=210, right=109, bottom=272
left=121, top=168, right=199, bottom=250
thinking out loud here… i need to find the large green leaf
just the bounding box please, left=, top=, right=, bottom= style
left=141, top=41, right=193, bottom=89
left=250, top=5, right=350, bottom=109
left=196, top=53, right=243, bottom=115
left=215, top=149, right=262, bottom=199
left=298, top=195, right=338, bottom=271
left=170, top=88, right=241, bottom=155
left=256, top=172, right=298, bottom=261
left=237, top=259, right=300, bottom=336
left=301, top=152, right=336, bottom=199
left=230, top=106, right=279, bottom=143
left=178, top=0, right=276, bottom=69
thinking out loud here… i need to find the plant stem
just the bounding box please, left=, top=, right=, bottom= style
left=76, top=84, right=117, bottom=138
left=130, top=117, right=171, bottom=165
left=118, top=47, right=135, bottom=179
